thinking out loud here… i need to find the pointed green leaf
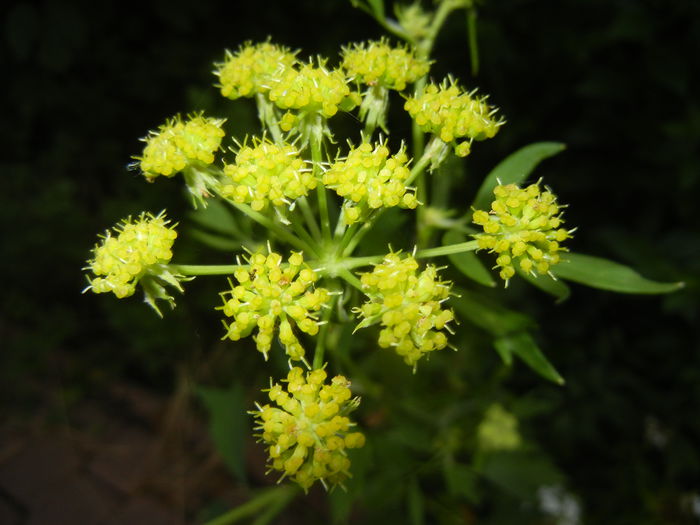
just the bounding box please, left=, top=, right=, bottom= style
left=443, top=230, right=495, bottom=287
left=494, top=332, right=564, bottom=384
left=552, top=252, right=684, bottom=294
left=516, top=267, right=570, bottom=302
left=451, top=287, right=534, bottom=336
left=197, top=384, right=248, bottom=482
left=472, top=142, right=566, bottom=211
left=188, top=197, right=242, bottom=237
left=368, top=0, right=385, bottom=20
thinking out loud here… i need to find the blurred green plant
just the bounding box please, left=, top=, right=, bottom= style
left=80, top=0, right=684, bottom=523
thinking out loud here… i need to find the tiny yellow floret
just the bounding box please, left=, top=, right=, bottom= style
left=220, top=252, right=329, bottom=362
left=253, top=367, right=364, bottom=491
left=138, top=113, right=226, bottom=180
left=357, top=252, right=454, bottom=369
left=404, top=77, right=503, bottom=157
left=472, top=182, right=573, bottom=283
left=323, top=141, right=418, bottom=224
left=214, top=41, right=297, bottom=100
left=221, top=139, right=315, bottom=210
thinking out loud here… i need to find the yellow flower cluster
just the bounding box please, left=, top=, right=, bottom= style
left=476, top=404, right=521, bottom=452
left=138, top=114, right=226, bottom=179
left=220, top=252, right=329, bottom=362
left=357, top=253, right=454, bottom=368
left=253, top=367, right=365, bottom=491
left=473, top=182, right=572, bottom=282
left=214, top=41, right=297, bottom=100
left=221, top=139, right=315, bottom=211
left=267, top=59, right=357, bottom=119
left=341, top=39, right=430, bottom=91
left=323, top=142, right=418, bottom=224
left=86, top=212, right=177, bottom=298
left=404, top=79, right=503, bottom=156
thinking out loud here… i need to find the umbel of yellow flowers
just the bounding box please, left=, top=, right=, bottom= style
left=473, top=182, right=573, bottom=282
left=253, top=367, right=365, bottom=492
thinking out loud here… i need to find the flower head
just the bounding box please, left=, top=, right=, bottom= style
left=253, top=367, right=365, bottom=491
left=404, top=78, right=503, bottom=156
left=477, top=404, right=521, bottom=452
left=214, top=41, right=297, bottom=100
left=220, top=252, right=329, bottom=363
left=267, top=58, right=358, bottom=120
left=357, top=252, right=454, bottom=369
left=221, top=139, right=315, bottom=211
left=84, top=211, right=185, bottom=315
left=341, top=39, right=430, bottom=91
left=472, top=182, right=572, bottom=282
left=137, top=113, right=226, bottom=180
left=323, top=141, right=418, bottom=224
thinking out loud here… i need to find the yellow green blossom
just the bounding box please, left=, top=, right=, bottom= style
left=267, top=59, right=358, bottom=119
left=220, top=252, right=329, bottom=363
left=137, top=113, right=226, bottom=180
left=253, top=367, right=365, bottom=491
left=341, top=39, right=430, bottom=91
left=476, top=404, right=521, bottom=451
left=84, top=211, right=185, bottom=315
left=404, top=78, right=503, bottom=156
left=214, top=41, right=297, bottom=100
left=323, top=142, right=418, bottom=224
left=221, top=139, right=315, bottom=211
left=357, top=252, right=454, bottom=369
left=472, top=182, right=572, bottom=282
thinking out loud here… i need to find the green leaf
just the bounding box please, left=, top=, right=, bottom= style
left=451, top=287, right=535, bottom=337
left=188, top=197, right=243, bottom=237
left=471, top=142, right=566, bottom=211
left=187, top=227, right=242, bottom=251
left=197, top=383, right=248, bottom=482
left=516, top=267, right=570, bottom=302
left=443, top=230, right=495, bottom=287
left=494, top=332, right=564, bottom=384
left=475, top=450, right=564, bottom=500
left=407, top=476, right=425, bottom=525
left=444, top=462, right=480, bottom=503
left=552, top=252, right=684, bottom=294
left=367, top=0, right=385, bottom=20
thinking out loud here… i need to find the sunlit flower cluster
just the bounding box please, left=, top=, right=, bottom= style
left=404, top=78, right=503, bottom=156
left=220, top=252, right=329, bottom=362
left=137, top=114, right=226, bottom=179
left=357, top=253, right=454, bottom=368
left=472, top=182, right=572, bottom=282
left=268, top=59, right=358, bottom=119
left=341, top=39, right=430, bottom=91
left=221, top=139, right=315, bottom=211
left=214, top=41, right=297, bottom=100
left=85, top=212, right=178, bottom=299
left=253, top=367, right=365, bottom=491
left=323, top=142, right=418, bottom=224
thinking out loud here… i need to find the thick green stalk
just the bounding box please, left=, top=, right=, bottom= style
left=203, top=486, right=297, bottom=525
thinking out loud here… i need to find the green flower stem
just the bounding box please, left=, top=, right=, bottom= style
left=255, top=93, right=283, bottom=144
left=312, top=286, right=339, bottom=370
left=310, top=117, right=332, bottom=243
left=467, top=6, right=480, bottom=76
left=338, top=268, right=364, bottom=291
left=337, top=221, right=361, bottom=256
left=203, top=485, right=297, bottom=525
left=297, top=195, right=323, bottom=241
left=169, top=264, right=247, bottom=276
left=415, top=240, right=478, bottom=258
left=227, top=201, right=319, bottom=256
left=288, top=214, right=320, bottom=255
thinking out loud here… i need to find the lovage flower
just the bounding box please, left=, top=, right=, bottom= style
left=221, top=138, right=315, bottom=211
left=404, top=78, right=503, bottom=156
left=357, top=252, right=454, bottom=369
left=214, top=41, right=297, bottom=100
left=84, top=211, right=186, bottom=315
left=137, top=113, right=226, bottom=180
left=472, top=182, right=573, bottom=282
left=253, top=367, right=365, bottom=491
left=220, top=252, right=329, bottom=363
left=322, top=141, right=418, bottom=224
left=341, top=39, right=430, bottom=91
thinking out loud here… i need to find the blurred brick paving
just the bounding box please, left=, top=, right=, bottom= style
left=0, top=381, right=249, bottom=525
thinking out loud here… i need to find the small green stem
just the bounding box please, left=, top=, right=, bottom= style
left=338, top=268, right=364, bottom=291
left=312, top=288, right=339, bottom=370
left=297, top=196, right=322, bottom=241
left=415, top=240, right=478, bottom=258
left=310, top=117, right=332, bottom=243
left=289, top=215, right=320, bottom=255
left=467, top=7, right=480, bottom=77
left=256, top=93, right=283, bottom=144
left=203, top=486, right=297, bottom=525
left=170, top=264, right=246, bottom=276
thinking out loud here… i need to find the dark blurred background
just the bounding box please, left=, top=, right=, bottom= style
left=2, top=0, right=699, bottom=523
